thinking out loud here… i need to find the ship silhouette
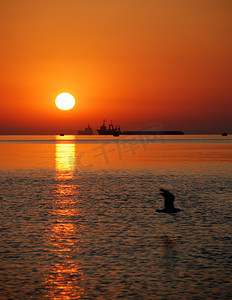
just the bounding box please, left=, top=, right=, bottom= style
left=97, top=120, right=121, bottom=136
left=77, top=124, right=93, bottom=135
left=97, top=120, right=184, bottom=136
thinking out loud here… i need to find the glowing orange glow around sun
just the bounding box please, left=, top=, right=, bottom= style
left=55, top=93, right=75, bottom=111
left=1, top=1, right=232, bottom=134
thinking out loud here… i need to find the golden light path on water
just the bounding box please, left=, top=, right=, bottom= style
left=44, top=143, right=85, bottom=299
left=0, top=135, right=231, bottom=299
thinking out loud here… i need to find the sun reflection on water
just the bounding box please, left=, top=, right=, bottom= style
left=44, top=143, right=85, bottom=299
left=56, top=143, right=75, bottom=172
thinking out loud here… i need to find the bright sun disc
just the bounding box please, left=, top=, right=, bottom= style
left=55, top=93, right=75, bottom=110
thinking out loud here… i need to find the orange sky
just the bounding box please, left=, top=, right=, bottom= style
left=0, top=0, right=231, bottom=134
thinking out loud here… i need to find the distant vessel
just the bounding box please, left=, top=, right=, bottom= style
left=77, top=124, right=93, bottom=135
left=97, top=120, right=121, bottom=136
left=60, top=133, right=64, bottom=136
left=97, top=120, right=184, bottom=135
left=222, top=133, right=227, bottom=136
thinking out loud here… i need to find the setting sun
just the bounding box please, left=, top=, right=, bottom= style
left=55, top=93, right=75, bottom=111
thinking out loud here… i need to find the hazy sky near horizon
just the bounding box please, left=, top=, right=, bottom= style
left=0, top=0, right=231, bottom=134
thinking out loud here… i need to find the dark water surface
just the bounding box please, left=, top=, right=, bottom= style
left=0, top=135, right=231, bottom=299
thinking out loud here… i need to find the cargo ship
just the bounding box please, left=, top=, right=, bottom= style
left=77, top=124, right=93, bottom=135
left=97, top=121, right=184, bottom=135
left=97, top=120, right=121, bottom=136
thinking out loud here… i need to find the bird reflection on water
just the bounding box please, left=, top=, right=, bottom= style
left=162, top=236, right=175, bottom=250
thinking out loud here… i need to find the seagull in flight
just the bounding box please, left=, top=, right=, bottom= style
left=156, top=188, right=182, bottom=213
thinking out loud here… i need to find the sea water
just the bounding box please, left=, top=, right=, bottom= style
left=0, top=135, right=231, bottom=299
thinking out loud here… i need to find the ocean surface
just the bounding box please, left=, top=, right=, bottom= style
left=0, top=135, right=231, bottom=299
